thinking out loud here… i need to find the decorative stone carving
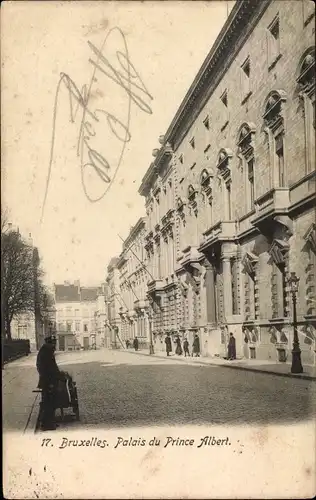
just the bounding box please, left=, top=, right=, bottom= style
left=263, top=90, right=287, bottom=131
left=269, top=239, right=289, bottom=265
left=242, top=251, right=258, bottom=275
left=304, top=223, right=316, bottom=253
left=297, top=49, right=315, bottom=91
left=200, top=169, right=213, bottom=203
left=237, top=122, right=256, bottom=158
left=217, top=148, right=233, bottom=182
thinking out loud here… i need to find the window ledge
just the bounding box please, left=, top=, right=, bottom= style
left=268, top=53, right=282, bottom=72
left=239, top=208, right=256, bottom=222
left=241, top=91, right=253, bottom=106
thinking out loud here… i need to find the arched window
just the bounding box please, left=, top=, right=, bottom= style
left=237, top=123, right=256, bottom=212
left=263, top=90, right=287, bottom=188
left=187, top=184, right=199, bottom=217
left=217, top=148, right=233, bottom=220
left=296, top=48, right=315, bottom=173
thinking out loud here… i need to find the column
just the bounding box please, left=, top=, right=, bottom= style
left=205, top=264, right=216, bottom=324
left=222, top=256, right=233, bottom=318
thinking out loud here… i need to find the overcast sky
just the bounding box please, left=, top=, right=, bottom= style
left=2, top=1, right=234, bottom=286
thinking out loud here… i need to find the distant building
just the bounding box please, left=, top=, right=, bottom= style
left=11, top=313, right=37, bottom=351
left=105, top=258, right=121, bottom=348
left=54, top=281, right=106, bottom=350
left=117, top=218, right=151, bottom=349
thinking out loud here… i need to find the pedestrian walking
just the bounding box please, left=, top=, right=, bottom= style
left=126, top=339, right=130, bottom=349
left=227, top=332, right=236, bottom=360
left=165, top=333, right=172, bottom=356
left=133, top=337, right=139, bottom=351
left=175, top=335, right=183, bottom=355
left=183, top=338, right=190, bottom=357
left=36, top=335, right=61, bottom=431
left=192, top=334, right=200, bottom=357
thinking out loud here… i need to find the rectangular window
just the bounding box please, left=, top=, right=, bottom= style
left=267, top=15, right=280, bottom=68
left=66, top=321, right=72, bottom=332
left=241, top=57, right=251, bottom=101
left=83, top=323, right=88, bottom=332
left=247, top=158, right=255, bottom=209
left=275, top=133, right=285, bottom=186
left=231, top=259, right=239, bottom=315
left=75, top=321, right=80, bottom=332
left=271, top=263, right=287, bottom=318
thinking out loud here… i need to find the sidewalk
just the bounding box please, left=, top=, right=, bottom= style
left=127, top=349, right=316, bottom=380
left=2, top=353, right=40, bottom=433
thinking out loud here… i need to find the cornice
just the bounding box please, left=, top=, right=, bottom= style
left=139, top=143, right=173, bottom=196
left=123, top=217, right=146, bottom=249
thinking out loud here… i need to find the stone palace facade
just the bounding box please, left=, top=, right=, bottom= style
left=106, top=0, right=316, bottom=364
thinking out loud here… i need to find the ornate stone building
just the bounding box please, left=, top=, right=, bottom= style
left=137, top=0, right=315, bottom=363
left=139, top=139, right=178, bottom=351
left=117, top=218, right=151, bottom=348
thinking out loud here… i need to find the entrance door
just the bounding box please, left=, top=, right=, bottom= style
left=59, top=335, right=65, bottom=351
left=83, top=337, right=89, bottom=350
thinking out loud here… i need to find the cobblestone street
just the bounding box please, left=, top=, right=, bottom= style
left=51, top=349, right=316, bottom=430
left=3, top=349, right=316, bottom=433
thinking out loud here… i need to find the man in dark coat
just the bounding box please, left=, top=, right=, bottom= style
left=165, top=333, right=172, bottom=356
left=192, top=334, right=200, bottom=357
left=36, top=336, right=61, bottom=430
left=133, top=337, right=139, bottom=351
left=183, top=338, right=190, bottom=357
left=227, top=332, right=236, bottom=360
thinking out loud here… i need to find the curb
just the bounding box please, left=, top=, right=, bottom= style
left=125, top=350, right=316, bottom=381
left=23, top=392, right=41, bottom=434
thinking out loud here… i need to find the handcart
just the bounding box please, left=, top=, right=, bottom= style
left=33, top=371, right=80, bottom=427
left=55, top=371, right=80, bottom=421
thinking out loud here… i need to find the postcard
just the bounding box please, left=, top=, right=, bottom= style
left=2, top=1, right=316, bottom=498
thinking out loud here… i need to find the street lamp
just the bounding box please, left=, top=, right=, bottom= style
left=288, top=272, right=303, bottom=374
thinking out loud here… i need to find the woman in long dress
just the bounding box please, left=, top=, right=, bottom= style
left=175, top=335, right=183, bottom=355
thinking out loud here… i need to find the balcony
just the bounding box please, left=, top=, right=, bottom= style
left=134, top=299, right=149, bottom=310
left=179, top=246, right=203, bottom=268
left=252, top=188, right=290, bottom=227
left=199, top=221, right=237, bottom=252
left=147, top=279, right=164, bottom=296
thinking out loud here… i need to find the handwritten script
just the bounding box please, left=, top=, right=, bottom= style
left=41, top=26, right=153, bottom=221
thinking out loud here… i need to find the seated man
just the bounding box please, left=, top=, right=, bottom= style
left=36, top=336, right=61, bottom=430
